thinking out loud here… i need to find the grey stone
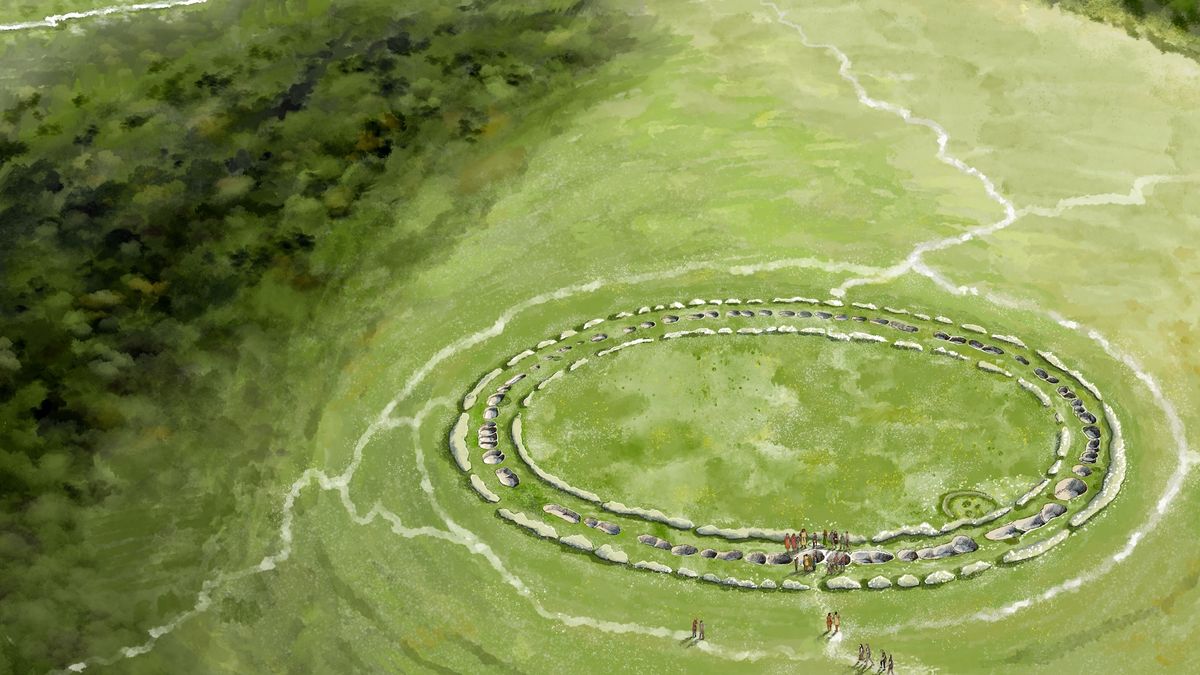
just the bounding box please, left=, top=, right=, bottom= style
left=495, top=467, right=519, bottom=487
left=1054, top=477, right=1088, bottom=500
left=671, top=544, right=698, bottom=556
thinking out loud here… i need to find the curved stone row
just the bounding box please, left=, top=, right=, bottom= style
left=453, top=294, right=1123, bottom=592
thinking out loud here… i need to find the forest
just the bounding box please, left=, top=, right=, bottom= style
left=0, top=0, right=630, bottom=670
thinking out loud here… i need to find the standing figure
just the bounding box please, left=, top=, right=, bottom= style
left=864, top=643, right=872, bottom=668
left=698, top=620, right=705, bottom=641
left=878, top=650, right=887, bottom=673
left=800, top=528, right=807, bottom=549
left=691, top=618, right=697, bottom=639
left=888, top=654, right=894, bottom=674
left=833, top=612, right=840, bottom=635
left=822, top=529, right=828, bottom=546
left=825, top=612, right=833, bottom=633
left=856, top=644, right=865, bottom=666
left=831, top=530, right=839, bottom=549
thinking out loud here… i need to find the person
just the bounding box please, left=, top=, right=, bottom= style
left=844, top=531, right=850, bottom=550
left=878, top=650, right=887, bottom=673
left=833, top=612, right=840, bottom=635
left=800, top=528, right=807, bottom=548
left=822, top=529, right=828, bottom=546
left=856, top=644, right=864, bottom=666
left=864, top=643, right=872, bottom=669
left=691, top=618, right=697, bottom=639
left=698, top=620, right=705, bottom=641
left=831, top=530, right=839, bottom=549
left=825, top=612, right=833, bottom=633
left=794, top=554, right=800, bottom=573
left=888, top=654, right=894, bottom=674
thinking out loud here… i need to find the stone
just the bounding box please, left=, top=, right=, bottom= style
left=716, top=550, right=743, bottom=561
left=897, top=574, right=920, bottom=588
left=951, top=536, right=978, bottom=554
left=960, top=561, right=992, bottom=577
left=590, top=520, right=621, bottom=535
left=671, top=544, right=698, bottom=556
left=559, top=534, right=594, bottom=551
left=766, top=552, right=793, bottom=565
left=483, top=407, right=499, bottom=420
left=924, top=570, right=955, bottom=585
left=633, top=561, right=672, bottom=574
left=482, top=449, right=505, bottom=465
left=745, top=552, right=767, bottom=565
left=700, top=548, right=718, bottom=558
left=495, top=467, right=519, bottom=487
left=594, top=544, right=628, bottom=564
left=590, top=333, right=607, bottom=342
left=868, top=576, right=892, bottom=590
left=896, top=549, right=918, bottom=562
left=1073, top=465, right=1093, bottom=477
left=1079, top=412, right=1097, bottom=424
left=1054, top=477, right=1088, bottom=500
left=759, top=579, right=778, bottom=589
left=825, top=576, right=862, bottom=590
left=677, top=567, right=699, bottom=578
left=543, top=504, right=580, bottom=524
left=851, top=550, right=895, bottom=564
left=781, top=580, right=810, bottom=591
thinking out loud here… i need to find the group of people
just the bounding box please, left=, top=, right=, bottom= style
left=856, top=644, right=895, bottom=674
left=824, top=612, right=841, bottom=635
left=784, top=528, right=850, bottom=552
left=689, top=618, right=705, bottom=641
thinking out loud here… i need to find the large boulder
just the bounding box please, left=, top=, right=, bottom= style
left=745, top=552, right=767, bottom=565
left=495, top=467, right=519, bottom=487
left=951, top=536, right=978, bottom=554
left=594, top=544, right=628, bottom=564
left=1055, top=477, right=1088, bottom=500
left=896, top=549, right=918, bottom=562
left=1073, top=465, right=1093, bottom=477
left=671, top=544, right=698, bottom=556
left=588, top=520, right=621, bottom=535
left=867, top=576, right=892, bottom=590
left=960, top=561, right=992, bottom=577
left=766, top=552, right=793, bottom=565
left=825, top=576, right=862, bottom=590
left=700, top=548, right=718, bottom=558
left=559, top=534, right=594, bottom=552
left=851, top=550, right=895, bottom=564
left=716, top=550, right=743, bottom=561
left=924, top=570, right=955, bottom=585
left=543, top=504, right=580, bottom=523
left=781, top=580, right=810, bottom=591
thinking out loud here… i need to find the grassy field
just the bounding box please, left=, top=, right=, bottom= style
left=523, top=329, right=1054, bottom=535
left=2, top=0, right=1199, bottom=673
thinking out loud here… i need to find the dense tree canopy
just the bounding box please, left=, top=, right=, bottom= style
left=0, top=0, right=630, bottom=670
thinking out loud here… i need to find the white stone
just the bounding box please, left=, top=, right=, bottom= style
left=960, top=561, right=992, bottom=577
left=594, top=544, right=628, bottom=564
left=924, top=570, right=955, bottom=585
left=676, top=567, right=698, bottom=578
left=897, top=574, right=920, bottom=588
left=781, top=580, right=810, bottom=591
left=825, top=576, right=862, bottom=590
left=867, top=576, right=892, bottom=589
left=469, top=474, right=499, bottom=502
left=633, top=560, right=672, bottom=574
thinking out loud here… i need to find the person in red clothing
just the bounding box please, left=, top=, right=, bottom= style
left=825, top=612, right=833, bottom=633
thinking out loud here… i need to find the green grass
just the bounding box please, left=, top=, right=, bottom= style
left=523, top=329, right=1053, bottom=535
